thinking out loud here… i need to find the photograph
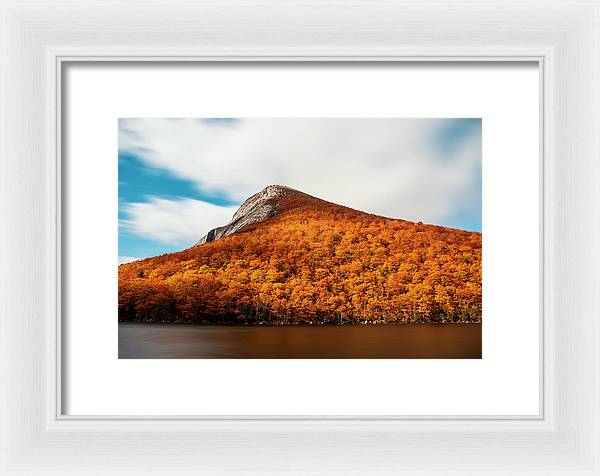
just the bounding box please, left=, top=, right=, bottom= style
left=118, top=118, right=482, bottom=358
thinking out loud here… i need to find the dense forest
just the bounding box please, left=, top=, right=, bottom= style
left=119, top=188, right=482, bottom=324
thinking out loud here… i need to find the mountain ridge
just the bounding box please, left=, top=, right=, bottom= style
left=119, top=185, right=482, bottom=324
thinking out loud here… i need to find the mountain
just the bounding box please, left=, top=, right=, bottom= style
left=118, top=185, right=482, bottom=324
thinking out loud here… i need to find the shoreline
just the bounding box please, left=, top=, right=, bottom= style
left=118, top=320, right=482, bottom=326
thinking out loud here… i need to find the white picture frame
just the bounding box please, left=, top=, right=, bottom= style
left=1, top=1, right=598, bottom=474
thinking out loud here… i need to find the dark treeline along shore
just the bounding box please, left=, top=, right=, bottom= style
left=118, top=314, right=481, bottom=326
left=119, top=185, right=482, bottom=326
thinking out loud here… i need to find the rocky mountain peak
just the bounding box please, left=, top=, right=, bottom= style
left=231, top=185, right=293, bottom=221
left=196, top=185, right=302, bottom=245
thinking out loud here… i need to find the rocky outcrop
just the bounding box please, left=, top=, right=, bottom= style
left=196, top=185, right=295, bottom=245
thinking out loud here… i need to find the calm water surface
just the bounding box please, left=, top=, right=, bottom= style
left=119, top=323, right=481, bottom=359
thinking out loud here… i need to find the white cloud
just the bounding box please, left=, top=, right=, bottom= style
left=119, top=118, right=481, bottom=239
left=118, top=256, right=141, bottom=265
left=120, top=197, right=238, bottom=246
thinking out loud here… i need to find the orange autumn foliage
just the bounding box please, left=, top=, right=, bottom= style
left=119, top=191, right=481, bottom=324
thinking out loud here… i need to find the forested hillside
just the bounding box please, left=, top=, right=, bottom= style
left=118, top=186, right=482, bottom=324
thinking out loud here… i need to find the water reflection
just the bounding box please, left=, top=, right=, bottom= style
left=119, top=323, right=481, bottom=359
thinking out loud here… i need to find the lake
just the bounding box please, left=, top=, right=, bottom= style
left=119, top=322, right=481, bottom=359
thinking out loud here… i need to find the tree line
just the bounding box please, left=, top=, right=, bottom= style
left=119, top=201, right=482, bottom=324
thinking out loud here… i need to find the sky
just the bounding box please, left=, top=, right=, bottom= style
left=118, top=118, right=481, bottom=263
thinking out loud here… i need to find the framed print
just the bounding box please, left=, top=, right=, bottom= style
left=1, top=1, right=599, bottom=475
left=62, top=62, right=539, bottom=417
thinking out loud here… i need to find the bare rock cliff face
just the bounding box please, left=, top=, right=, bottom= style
left=196, top=185, right=295, bottom=245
